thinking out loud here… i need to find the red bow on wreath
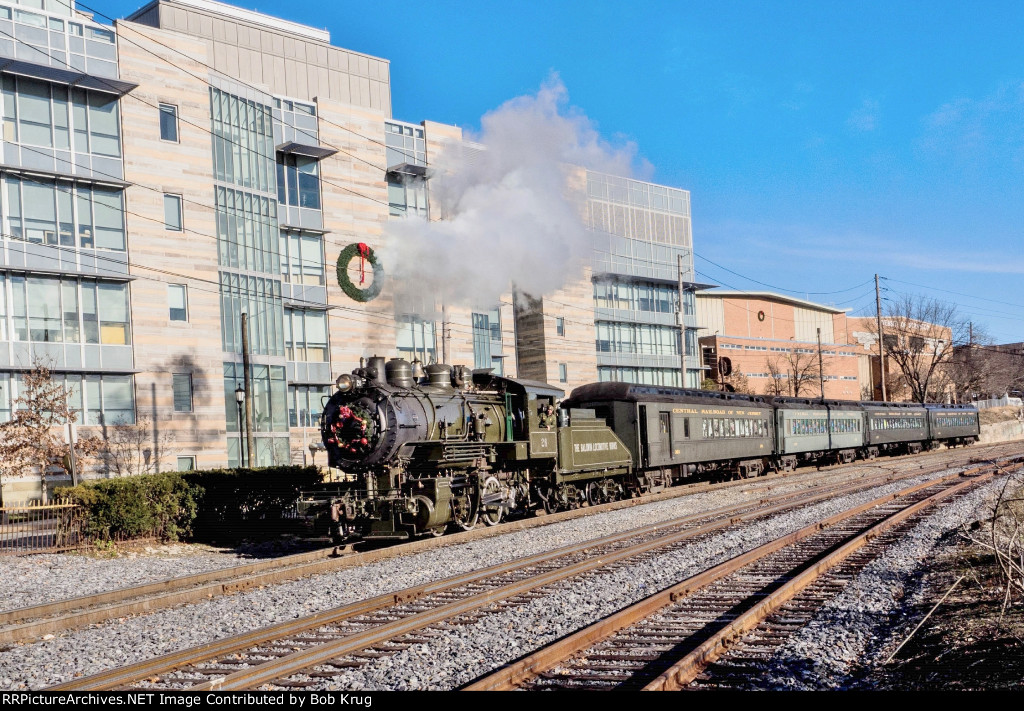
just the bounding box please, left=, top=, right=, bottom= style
left=357, top=243, right=370, bottom=285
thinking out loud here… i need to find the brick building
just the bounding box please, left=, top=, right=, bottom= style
left=696, top=291, right=867, bottom=400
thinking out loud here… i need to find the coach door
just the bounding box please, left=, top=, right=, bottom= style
left=659, top=412, right=672, bottom=460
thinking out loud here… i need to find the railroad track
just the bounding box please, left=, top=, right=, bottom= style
left=3, top=444, right=976, bottom=647
left=46, top=454, right=1018, bottom=691
left=464, top=457, right=1021, bottom=691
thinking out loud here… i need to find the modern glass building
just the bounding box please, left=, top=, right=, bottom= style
left=0, top=0, right=138, bottom=443
left=587, top=170, right=704, bottom=388
left=0, top=0, right=705, bottom=498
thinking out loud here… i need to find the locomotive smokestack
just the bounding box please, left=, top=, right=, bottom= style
left=367, top=356, right=387, bottom=386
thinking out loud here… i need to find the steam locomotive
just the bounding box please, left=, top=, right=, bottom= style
left=299, top=356, right=980, bottom=543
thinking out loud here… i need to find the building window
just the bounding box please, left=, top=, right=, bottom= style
left=219, top=274, right=285, bottom=357
left=288, top=384, right=330, bottom=428
left=215, top=186, right=279, bottom=274
left=595, top=321, right=681, bottom=356
left=163, top=194, right=182, bottom=231
left=472, top=312, right=492, bottom=370
left=397, top=316, right=436, bottom=363
left=176, top=456, right=196, bottom=471
left=279, top=231, right=325, bottom=285
left=386, top=176, right=428, bottom=219
left=172, top=373, right=193, bottom=413
left=472, top=309, right=502, bottom=371
left=0, top=274, right=131, bottom=345
left=559, top=363, right=568, bottom=383
left=168, top=284, right=187, bottom=322
left=284, top=309, right=328, bottom=362
left=159, top=104, right=178, bottom=142
left=1, top=76, right=121, bottom=157
left=2, top=174, right=126, bottom=251
left=276, top=153, right=321, bottom=209
left=384, top=122, right=426, bottom=167
left=556, top=317, right=565, bottom=336
left=211, top=88, right=275, bottom=193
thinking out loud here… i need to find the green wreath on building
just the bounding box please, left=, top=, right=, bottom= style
left=336, top=242, right=384, bottom=303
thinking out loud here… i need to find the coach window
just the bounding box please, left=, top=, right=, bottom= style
left=159, top=104, right=178, bottom=142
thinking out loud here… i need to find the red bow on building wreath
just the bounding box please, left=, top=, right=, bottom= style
left=357, top=242, right=370, bottom=285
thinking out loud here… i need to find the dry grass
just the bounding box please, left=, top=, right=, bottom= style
left=979, top=406, right=1023, bottom=426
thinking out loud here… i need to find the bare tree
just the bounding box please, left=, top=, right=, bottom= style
left=93, top=414, right=177, bottom=477
left=766, top=350, right=822, bottom=397
left=947, top=337, right=1024, bottom=402
left=724, top=371, right=754, bottom=395
left=874, top=295, right=969, bottom=403
left=0, top=365, right=98, bottom=503
left=765, top=358, right=788, bottom=397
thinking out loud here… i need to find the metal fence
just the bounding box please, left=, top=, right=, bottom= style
left=975, top=396, right=1024, bottom=410
left=0, top=500, right=90, bottom=555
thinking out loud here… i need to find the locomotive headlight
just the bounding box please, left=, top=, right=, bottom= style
left=336, top=374, right=354, bottom=392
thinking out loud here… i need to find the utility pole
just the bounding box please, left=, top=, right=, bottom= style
left=817, top=327, right=826, bottom=401
left=677, top=254, right=686, bottom=386
left=441, top=303, right=448, bottom=365
left=875, top=274, right=887, bottom=402
left=967, top=321, right=973, bottom=404
left=818, top=327, right=833, bottom=451
left=240, top=313, right=256, bottom=468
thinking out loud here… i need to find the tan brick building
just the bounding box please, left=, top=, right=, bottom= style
left=696, top=291, right=866, bottom=400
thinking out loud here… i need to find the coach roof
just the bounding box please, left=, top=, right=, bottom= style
left=565, top=382, right=769, bottom=407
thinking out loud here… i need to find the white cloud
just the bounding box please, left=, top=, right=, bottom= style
left=846, top=98, right=880, bottom=132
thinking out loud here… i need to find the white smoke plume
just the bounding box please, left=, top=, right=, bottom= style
left=380, top=75, right=645, bottom=314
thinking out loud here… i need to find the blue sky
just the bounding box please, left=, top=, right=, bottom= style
left=97, top=0, right=1024, bottom=342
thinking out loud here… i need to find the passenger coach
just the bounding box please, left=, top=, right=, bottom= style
left=564, top=382, right=775, bottom=485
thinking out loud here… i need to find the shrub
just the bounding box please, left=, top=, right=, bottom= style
left=56, top=465, right=322, bottom=544
left=182, top=466, right=322, bottom=542
left=58, top=472, right=197, bottom=541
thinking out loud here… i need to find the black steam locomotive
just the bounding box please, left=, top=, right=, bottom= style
left=299, top=356, right=980, bottom=543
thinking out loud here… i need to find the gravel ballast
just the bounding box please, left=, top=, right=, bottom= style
left=724, top=479, right=1006, bottom=690
left=0, top=464, right=999, bottom=690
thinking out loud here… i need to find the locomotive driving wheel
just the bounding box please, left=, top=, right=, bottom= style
left=451, top=491, right=478, bottom=531
left=479, top=475, right=505, bottom=526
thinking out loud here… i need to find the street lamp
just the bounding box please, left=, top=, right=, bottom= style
left=234, top=384, right=246, bottom=467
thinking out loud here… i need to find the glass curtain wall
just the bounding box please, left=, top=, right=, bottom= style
left=212, top=87, right=288, bottom=465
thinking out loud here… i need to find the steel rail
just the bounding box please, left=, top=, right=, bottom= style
left=463, top=459, right=1019, bottom=691
left=5, top=445, right=955, bottom=647
left=644, top=464, right=1017, bottom=690
left=47, top=459, right=940, bottom=691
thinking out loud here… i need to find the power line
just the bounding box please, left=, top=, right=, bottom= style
left=58, top=0, right=428, bottom=171
left=695, top=252, right=873, bottom=296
